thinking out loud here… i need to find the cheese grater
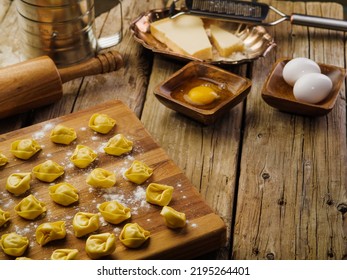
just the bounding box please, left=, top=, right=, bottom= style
left=170, top=0, right=347, bottom=31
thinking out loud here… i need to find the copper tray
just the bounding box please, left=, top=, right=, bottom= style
left=129, top=8, right=276, bottom=64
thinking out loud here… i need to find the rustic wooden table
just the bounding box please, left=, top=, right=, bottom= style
left=0, top=0, right=346, bottom=260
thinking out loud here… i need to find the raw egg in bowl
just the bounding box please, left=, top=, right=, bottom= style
left=154, top=61, right=252, bottom=125
left=262, top=57, right=346, bottom=116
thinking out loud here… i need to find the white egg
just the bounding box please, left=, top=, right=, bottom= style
left=293, top=73, right=332, bottom=104
left=282, top=57, right=321, bottom=86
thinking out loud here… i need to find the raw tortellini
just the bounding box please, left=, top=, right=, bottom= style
left=50, top=124, right=77, bottom=145
left=104, top=134, right=133, bottom=156
left=32, top=160, right=64, bottom=183
left=98, top=201, right=131, bottom=225
left=6, top=172, right=31, bottom=196
left=0, top=152, right=8, bottom=166
left=124, top=160, right=153, bottom=184
left=160, top=206, right=186, bottom=229
left=85, top=232, right=116, bottom=259
left=86, top=168, right=116, bottom=188
left=15, top=194, right=46, bottom=220
left=73, top=212, right=100, bottom=238
left=146, top=183, right=174, bottom=206
left=10, top=138, right=41, bottom=160
left=35, top=221, right=66, bottom=246
left=88, top=113, right=116, bottom=134
left=0, top=232, right=29, bottom=257
left=0, top=208, right=10, bottom=227
left=49, top=182, right=79, bottom=206
left=70, top=145, right=97, bottom=168
left=50, top=249, right=79, bottom=260
left=119, top=223, right=150, bottom=248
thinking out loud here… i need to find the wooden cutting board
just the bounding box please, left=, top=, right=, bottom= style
left=0, top=100, right=225, bottom=260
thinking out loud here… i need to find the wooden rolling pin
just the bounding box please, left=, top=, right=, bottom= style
left=0, top=50, right=123, bottom=119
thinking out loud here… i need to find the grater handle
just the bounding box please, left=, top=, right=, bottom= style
left=290, top=14, right=347, bottom=31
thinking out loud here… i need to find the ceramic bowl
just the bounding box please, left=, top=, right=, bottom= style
left=262, top=58, right=346, bottom=116
left=154, top=61, right=252, bottom=125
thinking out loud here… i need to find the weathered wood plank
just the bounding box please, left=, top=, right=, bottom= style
left=233, top=0, right=347, bottom=260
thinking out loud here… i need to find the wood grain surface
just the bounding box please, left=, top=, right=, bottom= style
left=0, top=100, right=226, bottom=260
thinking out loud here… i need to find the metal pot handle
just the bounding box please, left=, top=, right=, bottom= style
left=97, top=0, right=123, bottom=49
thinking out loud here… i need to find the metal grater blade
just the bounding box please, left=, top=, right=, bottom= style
left=185, top=0, right=270, bottom=23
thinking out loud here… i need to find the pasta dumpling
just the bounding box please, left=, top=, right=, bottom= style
left=49, top=182, right=79, bottom=206
left=70, top=145, right=97, bottom=168
left=50, top=124, right=77, bottom=145
left=35, top=221, right=66, bottom=246
left=0, top=232, right=29, bottom=257
left=124, top=160, right=153, bottom=184
left=119, top=223, right=150, bottom=248
left=98, top=201, right=131, bottom=225
left=160, top=206, right=186, bottom=229
left=14, top=194, right=46, bottom=220
left=32, top=160, right=64, bottom=182
left=73, top=212, right=100, bottom=237
left=88, top=113, right=116, bottom=134
left=0, top=152, right=8, bottom=166
left=10, top=138, right=41, bottom=160
left=86, top=168, right=116, bottom=188
left=0, top=208, right=10, bottom=227
left=6, top=172, right=31, bottom=196
left=50, top=249, right=79, bottom=260
left=85, top=232, right=116, bottom=259
left=146, top=183, right=174, bottom=206
left=104, top=134, right=133, bottom=156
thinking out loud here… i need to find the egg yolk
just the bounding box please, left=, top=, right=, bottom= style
left=184, top=86, right=219, bottom=106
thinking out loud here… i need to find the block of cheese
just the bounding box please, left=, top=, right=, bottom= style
left=150, top=15, right=213, bottom=60
left=210, top=24, right=244, bottom=57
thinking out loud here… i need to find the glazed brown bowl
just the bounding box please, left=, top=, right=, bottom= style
left=154, top=61, right=252, bottom=125
left=262, top=58, right=346, bottom=116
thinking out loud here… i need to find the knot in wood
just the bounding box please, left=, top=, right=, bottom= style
left=337, top=203, right=347, bottom=214
left=262, top=172, right=270, bottom=180
left=266, top=253, right=275, bottom=260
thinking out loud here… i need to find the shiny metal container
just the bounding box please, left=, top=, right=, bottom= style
left=15, top=0, right=122, bottom=67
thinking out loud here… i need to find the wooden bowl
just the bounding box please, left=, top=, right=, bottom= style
left=262, top=58, right=346, bottom=116
left=154, top=61, right=252, bottom=125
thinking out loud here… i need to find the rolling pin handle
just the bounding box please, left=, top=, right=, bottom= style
left=58, top=50, right=124, bottom=84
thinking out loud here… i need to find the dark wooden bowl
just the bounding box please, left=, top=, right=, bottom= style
left=262, top=58, right=346, bottom=116
left=154, top=61, right=252, bottom=125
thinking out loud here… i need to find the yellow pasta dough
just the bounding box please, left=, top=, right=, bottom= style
left=119, top=223, right=150, bottom=248
left=0, top=152, right=8, bottom=166
left=50, top=248, right=79, bottom=260
left=15, top=257, right=32, bottom=260
left=32, top=160, right=64, bottom=182
left=50, top=124, right=77, bottom=145
left=104, top=134, right=133, bottom=156
left=72, top=212, right=100, bottom=237
left=15, top=194, right=46, bottom=220
left=35, top=221, right=66, bottom=246
left=85, top=232, right=116, bottom=259
left=98, top=201, right=131, bottom=225
left=146, top=183, right=174, bottom=206
left=49, top=182, right=79, bottom=206
left=70, top=144, right=97, bottom=168
left=86, top=168, right=116, bottom=188
left=0, top=208, right=10, bottom=227
left=160, top=206, right=186, bottom=229
left=124, top=160, right=153, bottom=184
left=6, top=172, right=31, bottom=196
left=88, top=113, right=116, bottom=134
left=0, top=232, right=29, bottom=257
left=10, top=138, right=41, bottom=160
